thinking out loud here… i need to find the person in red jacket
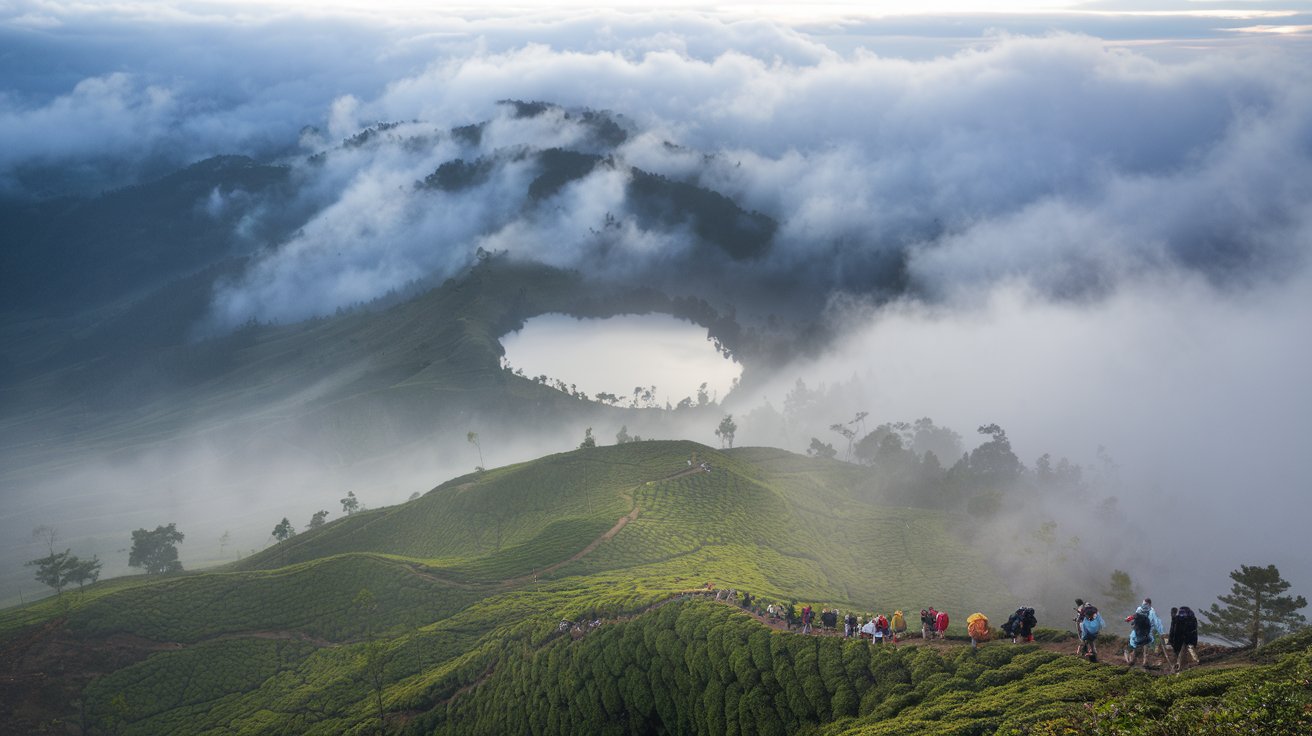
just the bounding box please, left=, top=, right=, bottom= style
left=934, top=609, right=950, bottom=639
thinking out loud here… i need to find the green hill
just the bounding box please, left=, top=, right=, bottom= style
left=2, top=441, right=1308, bottom=734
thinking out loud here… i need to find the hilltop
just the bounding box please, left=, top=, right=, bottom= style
left=3, top=440, right=1308, bottom=734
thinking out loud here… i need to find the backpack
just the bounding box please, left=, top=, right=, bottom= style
left=891, top=611, right=906, bottom=631
left=967, top=613, right=990, bottom=641
left=1022, top=607, right=1038, bottom=629
left=1083, top=605, right=1098, bottom=619
left=1083, top=614, right=1103, bottom=636
left=936, top=611, right=949, bottom=630
left=1002, top=614, right=1018, bottom=637
left=1176, top=606, right=1198, bottom=633
left=1132, top=611, right=1152, bottom=637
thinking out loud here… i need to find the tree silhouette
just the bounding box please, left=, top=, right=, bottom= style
left=1102, top=569, right=1136, bottom=613
left=341, top=491, right=361, bottom=516
left=579, top=427, right=596, bottom=449
left=1201, top=564, right=1308, bottom=647
left=272, top=517, right=295, bottom=541
left=467, top=431, right=484, bottom=471
left=128, top=524, right=185, bottom=575
left=716, top=414, right=738, bottom=448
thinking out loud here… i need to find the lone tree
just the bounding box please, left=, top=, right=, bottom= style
left=1201, top=563, right=1308, bottom=648
left=27, top=550, right=75, bottom=594
left=579, top=427, right=596, bottom=449
left=716, top=414, right=738, bottom=448
left=272, top=517, right=296, bottom=542
left=1103, top=569, right=1137, bottom=613
left=128, top=523, right=185, bottom=574
left=467, top=431, right=484, bottom=471
left=341, top=491, right=361, bottom=516
left=308, top=510, right=329, bottom=529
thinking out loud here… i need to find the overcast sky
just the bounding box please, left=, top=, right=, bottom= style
left=4, top=0, right=1311, bottom=604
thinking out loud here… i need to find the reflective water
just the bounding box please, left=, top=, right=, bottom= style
left=500, top=313, right=741, bottom=406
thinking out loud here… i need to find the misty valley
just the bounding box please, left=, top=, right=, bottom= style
left=3, top=4, right=1312, bottom=735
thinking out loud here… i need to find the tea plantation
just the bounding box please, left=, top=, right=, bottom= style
left=2, top=441, right=1308, bottom=734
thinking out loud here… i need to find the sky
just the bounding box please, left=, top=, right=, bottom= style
left=3, top=0, right=1311, bottom=606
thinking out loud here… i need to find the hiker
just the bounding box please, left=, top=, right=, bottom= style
left=921, top=609, right=935, bottom=640
left=825, top=608, right=838, bottom=633
left=1169, top=605, right=1200, bottom=672
left=872, top=613, right=891, bottom=644
left=891, top=610, right=907, bottom=643
left=801, top=604, right=813, bottom=634
left=845, top=611, right=858, bottom=638
left=741, top=591, right=752, bottom=609
left=1124, top=602, right=1157, bottom=668
left=1073, top=598, right=1089, bottom=633
left=966, top=612, right=991, bottom=649
left=934, top=609, right=950, bottom=640
left=1017, top=606, right=1037, bottom=643
left=766, top=602, right=778, bottom=619
left=1078, top=603, right=1104, bottom=662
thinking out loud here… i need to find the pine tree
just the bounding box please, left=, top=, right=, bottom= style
left=1201, top=564, right=1307, bottom=647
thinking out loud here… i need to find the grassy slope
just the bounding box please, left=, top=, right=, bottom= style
left=2, top=442, right=1307, bottom=735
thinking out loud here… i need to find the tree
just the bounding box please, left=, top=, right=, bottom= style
left=341, top=491, right=361, bottom=515
left=272, top=517, right=295, bottom=541
left=467, top=431, right=484, bottom=471
left=219, top=530, right=231, bottom=558
left=716, top=414, right=738, bottom=448
left=829, top=423, right=855, bottom=459
left=65, top=555, right=102, bottom=590
left=1201, top=564, right=1308, bottom=647
left=968, top=423, right=1023, bottom=486
left=615, top=425, right=632, bottom=444
left=1102, top=569, right=1136, bottom=613
left=579, top=427, right=596, bottom=449
left=128, top=524, right=185, bottom=575
left=26, top=550, right=75, bottom=594
left=806, top=438, right=837, bottom=460
left=309, top=510, right=329, bottom=529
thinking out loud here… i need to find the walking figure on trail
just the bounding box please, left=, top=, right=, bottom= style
left=1078, top=603, right=1104, bottom=662
left=934, top=609, right=950, bottom=640
left=1124, top=602, right=1157, bottom=668
left=1168, top=605, right=1200, bottom=673
left=801, top=604, right=813, bottom=634
left=1016, top=606, right=1037, bottom=643
left=966, top=612, right=991, bottom=649
left=921, top=609, right=934, bottom=640
left=891, top=610, right=906, bottom=642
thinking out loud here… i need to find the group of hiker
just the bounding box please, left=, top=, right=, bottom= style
left=704, top=585, right=1203, bottom=673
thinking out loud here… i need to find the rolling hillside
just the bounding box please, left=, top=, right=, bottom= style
left=2, top=441, right=1308, bottom=735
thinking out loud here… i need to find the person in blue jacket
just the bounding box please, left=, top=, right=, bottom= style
left=1077, top=604, right=1104, bottom=662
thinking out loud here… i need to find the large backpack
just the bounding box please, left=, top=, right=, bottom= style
left=1132, top=611, right=1152, bottom=638
left=891, top=611, right=906, bottom=632
left=936, top=611, right=949, bottom=630
left=1176, top=606, right=1198, bottom=634
left=1002, top=613, right=1019, bottom=637
left=1083, top=604, right=1098, bottom=619
left=967, top=613, right=991, bottom=641
left=1023, top=607, right=1038, bottom=629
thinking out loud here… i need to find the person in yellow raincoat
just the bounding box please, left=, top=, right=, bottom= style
left=967, top=612, right=991, bottom=649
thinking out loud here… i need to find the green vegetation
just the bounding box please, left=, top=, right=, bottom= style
left=1201, top=563, right=1308, bottom=648
left=2, top=441, right=1309, bottom=734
